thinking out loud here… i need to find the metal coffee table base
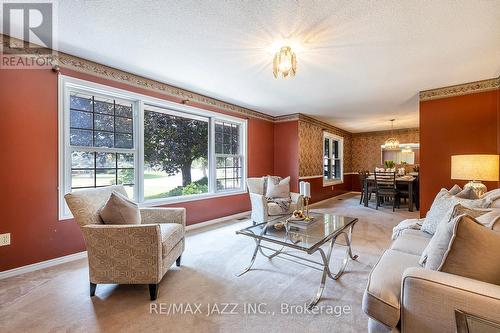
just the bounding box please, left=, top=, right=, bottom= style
left=236, top=224, right=358, bottom=309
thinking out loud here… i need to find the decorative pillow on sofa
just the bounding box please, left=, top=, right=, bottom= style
left=476, top=210, right=500, bottom=230
left=448, top=184, right=462, bottom=195
left=419, top=204, right=489, bottom=268
left=437, top=215, right=500, bottom=285
left=99, top=191, right=141, bottom=225
left=421, top=189, right=491, bottom=235
left=265, top=176, right=290, bottom=199
left=481, top=188, right=500, bottom=208
left=455, top=186, right=479, bottom=199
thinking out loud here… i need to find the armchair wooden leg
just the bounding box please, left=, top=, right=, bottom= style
left=90, top=282, right=97, bottom=297
left=149, top=284, right=159, bottom=301
left=176, top=255, right=182, bottom=267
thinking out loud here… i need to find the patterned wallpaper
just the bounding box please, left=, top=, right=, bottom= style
left=298, top=120, right=353, bottom=177
left=351, top=128, right=420, bottom=172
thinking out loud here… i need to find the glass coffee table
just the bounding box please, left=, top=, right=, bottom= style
left=236, top=212, right=358, bottom=308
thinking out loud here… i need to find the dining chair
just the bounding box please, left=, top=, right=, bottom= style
left=396, top=175, right=419, bottom=211
left=374, top=171, right=399, bottom=212
left=359, top=170, right=375, bottom=205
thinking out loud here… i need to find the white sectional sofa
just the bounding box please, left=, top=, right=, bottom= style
left=362, top=199, right=500, bottom=332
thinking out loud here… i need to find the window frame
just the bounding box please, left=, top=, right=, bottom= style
left=322, top=131, right=344, bottom=186
left=214, top=120, right=245, bottom=192
left=58, top=75, right=247, bottom=220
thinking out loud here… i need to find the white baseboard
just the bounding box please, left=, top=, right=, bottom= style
left=0, top=251, right=87, bottom=280
left=186, top=210, right=251, bottom=231
left=0, top=211, right=251, bottom=279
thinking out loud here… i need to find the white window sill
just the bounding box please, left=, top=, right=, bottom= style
left=139, top=189, right=247, bottom=207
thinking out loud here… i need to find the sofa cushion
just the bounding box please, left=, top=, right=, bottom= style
left=390, top=231, right=431, bottom=256
left=159, top=223, right=184, bottom=258
left=362, top=249, right=421, bottom=328
left=439, top=215, right=500, bottom=285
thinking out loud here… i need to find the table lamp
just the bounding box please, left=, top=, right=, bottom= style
left=451, top=154, right=499, bottom=197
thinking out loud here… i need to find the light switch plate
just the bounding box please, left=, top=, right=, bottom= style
left=0, top=233, right=11, bottom=246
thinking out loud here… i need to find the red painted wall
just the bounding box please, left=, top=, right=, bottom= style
left=351, top=173, right=362, bottom=192
left=273, top=121, right=299, bottom=192
left=0, top=67, right=274, bottom=271
left=307, top=175, right=353, bottom=203
left=0, top=69, right=86, bottom=271
left=419, top=89, right=500, bottom=217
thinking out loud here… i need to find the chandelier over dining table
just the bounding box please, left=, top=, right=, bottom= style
left=384, top=119, right=400, bottom=149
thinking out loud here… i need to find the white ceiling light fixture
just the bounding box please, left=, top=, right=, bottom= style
left=384, top=119, right=400, bottom=150
left=273, top=46, right=297, bottom=79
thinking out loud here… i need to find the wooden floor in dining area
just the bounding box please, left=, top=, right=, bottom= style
left=0, top=193, right=419, bottom=333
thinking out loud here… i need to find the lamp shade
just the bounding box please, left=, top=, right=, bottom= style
left=451, top=155, right=499, bottom=181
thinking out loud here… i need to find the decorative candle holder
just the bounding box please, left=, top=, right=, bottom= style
left=299, top=181, right=313, bottom=222
left=303, top=196, right=312, bottom=221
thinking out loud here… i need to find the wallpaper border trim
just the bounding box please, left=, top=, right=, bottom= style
left=352, top=127, right=420, bottom=137
left=419, top=77, right=500, bottom=101
left=297, top=114, right=352, bottom=137
left=1, top=34, right=276, bottom=121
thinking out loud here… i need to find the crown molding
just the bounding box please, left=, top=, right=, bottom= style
left=56, top=53, right=276, bottom=122
left=276, top=113, right=352, bottom=137
left=419, top=77, right=500, bottom=101
left=352, top=127, right=419, bottom=137
left=274, top=113, right=300, bottom=123
left=1, top=34, right=274, bottom=122
left=298, top=114, right=352, bottom=137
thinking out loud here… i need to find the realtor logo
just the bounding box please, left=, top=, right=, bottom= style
left=1, top=1, right=56, bottom=69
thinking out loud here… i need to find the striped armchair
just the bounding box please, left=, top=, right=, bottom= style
left=64, top=185, right=185, bottom=300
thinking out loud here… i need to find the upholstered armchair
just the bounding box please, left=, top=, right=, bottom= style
left=246, top=177, right=303, bottom=224
left=64, top=185, right=185, bottom=300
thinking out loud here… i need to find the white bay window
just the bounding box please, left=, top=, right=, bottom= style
left=59, top=76, right=247, bottom=219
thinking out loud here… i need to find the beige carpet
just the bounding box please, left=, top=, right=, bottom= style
left=0, top=193, right=418, bottom=333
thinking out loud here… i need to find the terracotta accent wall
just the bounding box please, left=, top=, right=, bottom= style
left=419, top=89, right=500, bottom=217
left=0, top=67, right=274, bottom=272
left=0, top=69, right=86, bottom=272
left=274, top=121, right=299, bottom=192
left=351, top=128, right=420, bottom=172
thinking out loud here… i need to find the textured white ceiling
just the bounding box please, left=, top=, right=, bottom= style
left=19, top=1, right=500, bottom=131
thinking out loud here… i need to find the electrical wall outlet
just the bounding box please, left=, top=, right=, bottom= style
left=0, top=233, right=11, bottom=246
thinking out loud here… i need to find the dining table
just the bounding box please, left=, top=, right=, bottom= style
left=363, top=175, right=418, bottom=212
